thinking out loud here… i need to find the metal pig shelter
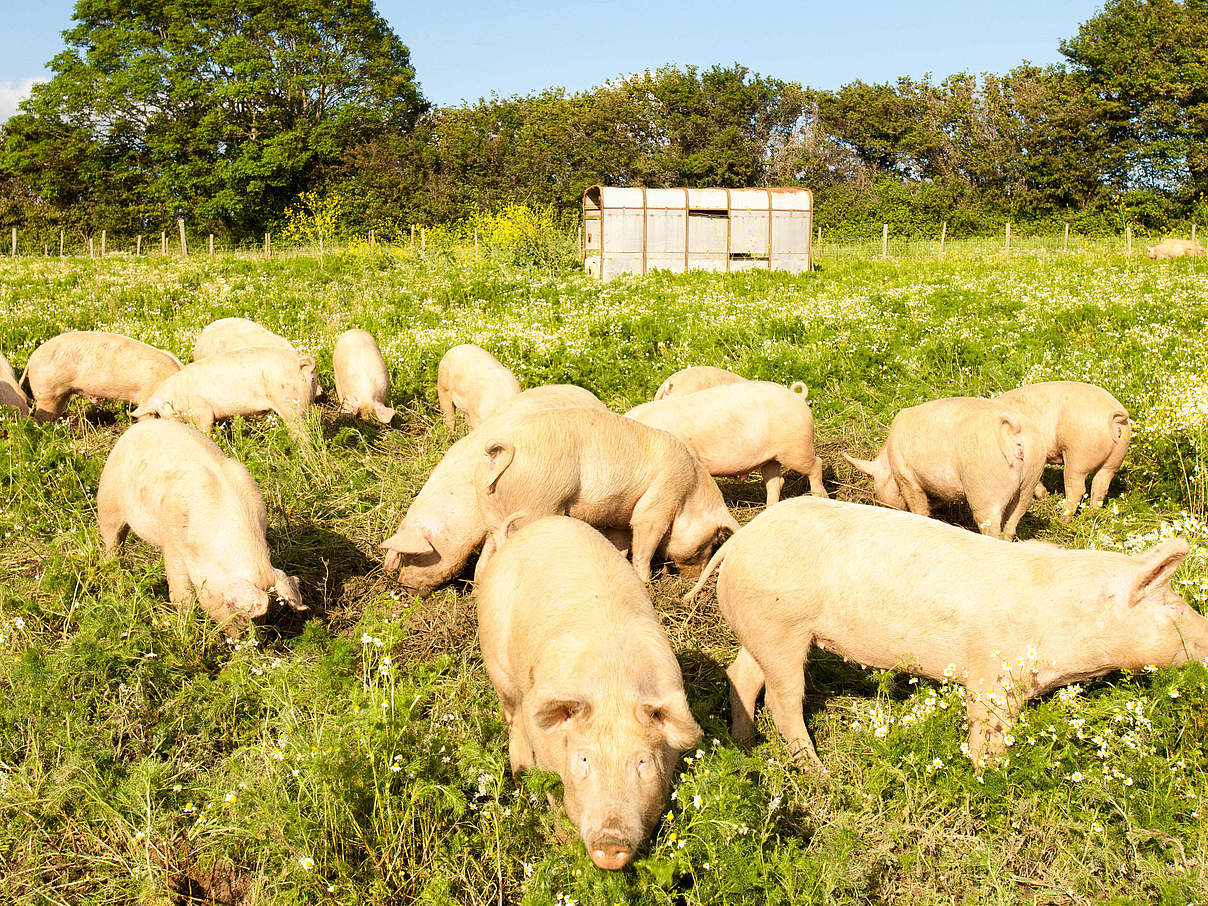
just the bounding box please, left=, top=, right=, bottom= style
left=582, top=185, right=813, bottom=280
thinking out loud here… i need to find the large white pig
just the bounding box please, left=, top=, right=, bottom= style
left=1145, top=238, right=1205, bottom=260
left=0, top=352, right=29, bottom=417
left=436, top=344, right=521, bottom=430
left=132, top=346, right=318, bottom=432
left=476, top=516, right=702, bottom=870
left=654, top=365, right=749, bottom=400
left=193, top=317, right=299, bottom=360
left=97, top=420, right=306, bottom=634
left=997, top=381, right=1130, bottom=520
left=23, top=331, right=183, bottom=423
left=686, top=496, right=1207, bottom=768
left=626, top=380, right=826, bottom=506
left=333, top=329, right=395, bottom=424
left=476, top=409, right=739, bottom=581
left=379, top=386, right=606, bottom=595
left=844, top=396, right=1043, bottom=540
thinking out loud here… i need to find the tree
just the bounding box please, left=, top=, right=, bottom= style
left=0, top=0, right=426, bottom=237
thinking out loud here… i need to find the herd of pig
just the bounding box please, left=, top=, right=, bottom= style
left=3, top=320, right=1208, bottom=872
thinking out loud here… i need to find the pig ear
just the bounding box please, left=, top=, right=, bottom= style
left=482, top=440, right=516, bottom=493
left=996, top=413, right=1025, bottom=465
left=1121, top=538, right=1191, bottom=607
left=380, top=523, right=435, bottom=556
left=639, top=694, right=703, bottom=752
left=298, top=355, right=317, bottom=376
left=533, top=697, right=591, bottom=731
left=842, top=453, right=876, bottom=477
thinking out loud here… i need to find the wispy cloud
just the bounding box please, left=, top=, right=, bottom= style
left=0, top=78, right=44, bottom=124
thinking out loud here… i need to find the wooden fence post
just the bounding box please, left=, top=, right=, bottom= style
left=209, top=233, right=214, bottom=255
left=136, top=234, right=142, bottom=256
left=89, top=237, right=95, bottom=258
left=881, top=223, right=888, bottom=259
left=161, top=231, right=167, bottom=255
left=939, top=221, right=947, bottom=258
left=59, top=230, right=64, bottom=258
left=43, top=243, right=48, bottom=256
left=1005, top=222, right=1011, bottom=253
left=264, top=232, right=271, bottom=259
left=1126, top=224, right=1133, bottom=256
left=100, top=230, right=106, bottom=258
left=410, top=224, right=416, bottom=248
left=10, top=227, right=15, bottom=257
left=1063, top=222, right=1069, bottom=252
left=177, top=218, right=187, bottom=256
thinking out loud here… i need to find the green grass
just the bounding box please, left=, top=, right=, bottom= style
left=2, top=246, right=1208, bottom=904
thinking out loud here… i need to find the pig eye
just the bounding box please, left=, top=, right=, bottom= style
left=576, top=754, right=590, bottom=775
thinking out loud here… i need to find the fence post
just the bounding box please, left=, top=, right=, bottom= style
left=44, top=243, right=48, bottom=256
left=1005, top=222, right=1011, bottom=253
left=1063, top=222, right=1069, bottom=252
left=209, top=233, right=214, bottom=255
left=881, top=223, right=888, bottom=259
left=89, top=237, right=95, bottom=259
left=939, top=221, right=947, bottom=258
left=177, top=218, right=187, bottom=256
left=410, top=224, right=416, bottom=248
left=264, top=232, right=271, bottom=259
left=10, top=227, right=15, bottom=257
left=1126, top=224, right=1133, bottom=256
left=59, top=229, right=64, bottom=258
left=100, top=230, right=106, bottom=258
left=160, top=231, right=166, bottom=255
left=136, top=234, right=142, bottom=256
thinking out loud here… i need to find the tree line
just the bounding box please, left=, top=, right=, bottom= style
left=1, top=0, right=1205, bottom=245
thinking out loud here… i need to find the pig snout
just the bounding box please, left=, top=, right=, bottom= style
left=587, top=833, right=635, bottom=871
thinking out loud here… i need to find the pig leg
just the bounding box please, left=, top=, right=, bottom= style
left=781, top=450, right=828, bottom=499
left=499, top=696, right=534, bottom=774
left=897, top=479, right=931, bottom=517
left=963, top=687, right=1015, bottom=767
left=726, top=646, right=765, bottom=744
left=437, top=382, right=456, bottom=430
left=96, top=492, right=128, bottom=551
left=757, top=643, right=824, bottom=769
left=1060, top=467, right=1090, bottom=521
left=760, top=461, right=784, bottom=507
left=163, top=554, right=195, bottom=605
left=1087, top=434, right=1128, bottom=510
left=967, top=492, right=1006, bottom=538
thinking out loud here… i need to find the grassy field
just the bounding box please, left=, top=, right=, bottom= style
left=2, top=246, right=1208, bottom=905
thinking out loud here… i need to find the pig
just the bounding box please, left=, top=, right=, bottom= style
left=436, top=343, right=522, bottom=430
left=333, top=329, right=395, bottom=423
left=997, top=381, right=1131, bottom=520
left=379, top=385, right=607, bottom=595
left=685, top=496, right=1206, bottom=768
left=475, top=408, right=740, bottom=581
left=0, top=352, right=29, bottom=417
left=97, top=420, right=307, bottom=634
left=193, top=317, right=299, bottom=360
left=193, top=317, right=322, bottom=400
left=843, top=396, right=1043, bottom=540
left=131, top=346, right=319, bottom=432
left=654, top=365, right=749, bottom=400
left=1145, top=238, right=1205, bottom=260
left=626, top=380, right=826, bottom=506
left=476, top=516, right=702, bottom=869
left=22, top=331, right=183, bottom=424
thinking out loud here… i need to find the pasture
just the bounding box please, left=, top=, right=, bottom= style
left=1, top=247, right=1207, bottom=905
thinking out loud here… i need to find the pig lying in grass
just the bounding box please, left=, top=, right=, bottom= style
left=193, top=317, right=299, bottom=359
left=333, top=329, right=395, bottom=424
left=476, top=408, right=739, bottom=581
left=627, top=380, right=826, bottom=505
left=379, top=385, right=606, bottom=594
left=98, top=420, right=306, bottom=634
left=654, top=365, right=748, bottom=400
left=476, top=516, right=702, bottom=870
left=437, top=343, right=522, bottom=430
left=997, top=381, right=1130, bottom=519
left=686, top=496, right=1206, bottom=768
left=844, top=396, right=1042, bottom=539
left=0, top=352, right=29, bottom=417
left=23, top=331, right=183, bottom=423
left=1145, top=238, right=1205, bottom=260
left=132, top=347, right=319, bottom=432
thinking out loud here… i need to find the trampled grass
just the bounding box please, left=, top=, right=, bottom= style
left=1, top=246, right=1207, bottom=904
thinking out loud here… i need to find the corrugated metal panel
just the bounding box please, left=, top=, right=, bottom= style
left=583, top=185, right=813, bottom=279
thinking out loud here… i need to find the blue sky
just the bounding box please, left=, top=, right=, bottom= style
left=0, top=0, right=1105, bottom=121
